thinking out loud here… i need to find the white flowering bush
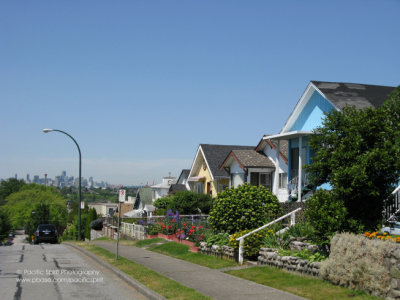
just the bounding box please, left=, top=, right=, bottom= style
left=320, top=232, right=397, bottom=297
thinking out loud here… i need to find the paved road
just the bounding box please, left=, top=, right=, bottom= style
left=0, top=231, right=148, bottom=300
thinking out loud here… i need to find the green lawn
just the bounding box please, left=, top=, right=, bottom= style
left=226, top=266, right=382, bottom=300
left=147, top=241, right=238, bottom=269
left=135, top=237, right=165, bottom=247
left=75, top=242, right=211, bottom=300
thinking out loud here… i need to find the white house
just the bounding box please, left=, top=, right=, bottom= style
left=151, top=176, right=177, bottom=201
left=220, top=138, right=289, bottom=202
left=88, top=202, right=118, bottom=217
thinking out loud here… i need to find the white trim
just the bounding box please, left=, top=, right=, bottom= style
left=393, top=185, right=400, bottom=195
left=281, top=83, right=315, bottom=133
left=187, top=145, right=215, bottom=182
left=298, top=136, right=303, bottom=202
left=247, top=167, right=274, bottom=173
left=201, top=146, right=215, bottom=181
left=273, top=140, right=280, bottom=194
left=263, top=131, right=313, bottom=140
left=187, top=176, right=206, bottom=182
left=281, top=82, right=341, bottom=133
left=312, top=84, right=342, bottom=113
left=187, top=146, right=202, bottom=180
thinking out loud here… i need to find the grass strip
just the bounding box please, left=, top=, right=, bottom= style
left=75, top=242, right=211, bottom=300
left=226, top=266, right=382, bottom=300
left=147, top=241, right=238, bottom=269
left=135, top=237, right=165, bottom=247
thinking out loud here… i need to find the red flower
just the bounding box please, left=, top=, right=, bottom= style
left=172, top=219, right=176, bottom=223
left=198, top=226, right=203, bottom=229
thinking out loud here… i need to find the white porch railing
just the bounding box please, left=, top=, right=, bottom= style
left=121, top=222, right=145, bottom=240
left=287, top=172, right=309, bottom=195
left=386, top=185, right=400, bottom=222
left=235, top=207, right=302, bottom=265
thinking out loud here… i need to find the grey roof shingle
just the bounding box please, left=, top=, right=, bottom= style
left=311, top=81, right=396, bottom=110
left=230, top=150, right=275, bottom=168
left=136, top=187, right=152, bottom=207
left=200, top=144, right=254, bottom=179
left=168, top=184, right=188, bottom=194
left=177, top=169, right=190, bottom=183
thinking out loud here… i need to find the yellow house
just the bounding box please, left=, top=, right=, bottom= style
left=187, top=144, right=253, bottom=197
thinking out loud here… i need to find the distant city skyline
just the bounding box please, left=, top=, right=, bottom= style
left=1, top=166, right=180, bottom=187
left=3, top=170, right=111, bottom=188
left=1, top=169, right=172, bottom=188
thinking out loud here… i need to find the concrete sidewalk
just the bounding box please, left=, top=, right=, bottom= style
left=92, top=240, right=306, bottom=300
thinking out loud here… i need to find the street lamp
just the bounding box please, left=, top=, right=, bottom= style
left=43, top=128, right=82, bottom=240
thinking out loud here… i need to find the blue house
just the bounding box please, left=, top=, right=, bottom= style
left=267, top=81, right=396, bottom=202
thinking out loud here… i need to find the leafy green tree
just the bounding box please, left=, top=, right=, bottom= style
left=170, top=191, right=213, bottom=214
left=382, top=86, right=400, bottom=171
left=84, top=208, right=98, bottom=240
left=0, top=207, right=11, bottom=239
left=0, top=178, right=25, bottom=204
left=305, top=190, right=361, bottom=247
left=64, top=206, right=98, bottom=240
left=153, top=195, right=174, bottom=210
left=153, top=191, right=213, bottom=215
left=4, top=184, right=68, bottom=236
left=306, top=87, right=400, bottom=230
left=209, top=184, right=281, bottom=234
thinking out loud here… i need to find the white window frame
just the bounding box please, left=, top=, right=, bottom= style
left=279, top=173, right=288, bottom=189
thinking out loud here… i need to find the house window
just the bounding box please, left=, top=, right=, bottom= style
left=279, top=173, right=288, bottom=189
left=217, top=183, right=229, bottom=193
left=290, top=147, right=306, bottom=179
left=260, top=173, right=272, bottom=191
left=250, top=172, right=272, bottom=190
left=195, top=182, right=204, bottom=194
left=250, top=172, right=259, bottom=186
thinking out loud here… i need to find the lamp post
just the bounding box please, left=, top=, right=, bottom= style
left=43, top=128, right=82, bottom=240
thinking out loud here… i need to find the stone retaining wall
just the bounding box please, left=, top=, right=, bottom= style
left=258, top=248, right=321, bottom=277
left=199, top=242, right=236, bottom=261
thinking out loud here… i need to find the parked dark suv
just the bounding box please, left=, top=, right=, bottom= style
left=34, top=224, right=58, bottom=244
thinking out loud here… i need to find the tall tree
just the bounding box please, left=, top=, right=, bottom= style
left=0, top=207, right=11, bottom=239
left=4, top=184, right=68, bottom=235
left=0, top=178, right=25, bottom=204
left=306, top=87, right=400, bottom=230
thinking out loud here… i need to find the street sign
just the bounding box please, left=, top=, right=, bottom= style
left=80, top=201, right=85, bottom=209
left=119, top=189, right=126, bottom=203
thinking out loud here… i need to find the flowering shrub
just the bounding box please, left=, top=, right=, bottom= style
left=321, top=232, right=396, bottom=298
left=145, top=209, right=211, bottom=245
left=209, top=184, right=281, bottom=234
left=146, top=223, right=162, bottom=235
left=229, top=228, right=274, bottom=258
left=175, top=222, right=207, bottom=245
left=364, top=231, right=400, bottom=243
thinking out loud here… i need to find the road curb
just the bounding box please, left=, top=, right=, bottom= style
left=64, top=242, right=166, bottom=300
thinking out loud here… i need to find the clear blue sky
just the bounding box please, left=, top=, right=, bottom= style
left=1, top=0, right=399, bottom=186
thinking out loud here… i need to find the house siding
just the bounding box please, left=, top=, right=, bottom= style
left=189, top=157, right=222, bottom=197
left=289, top=92, right=335, bottom=132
